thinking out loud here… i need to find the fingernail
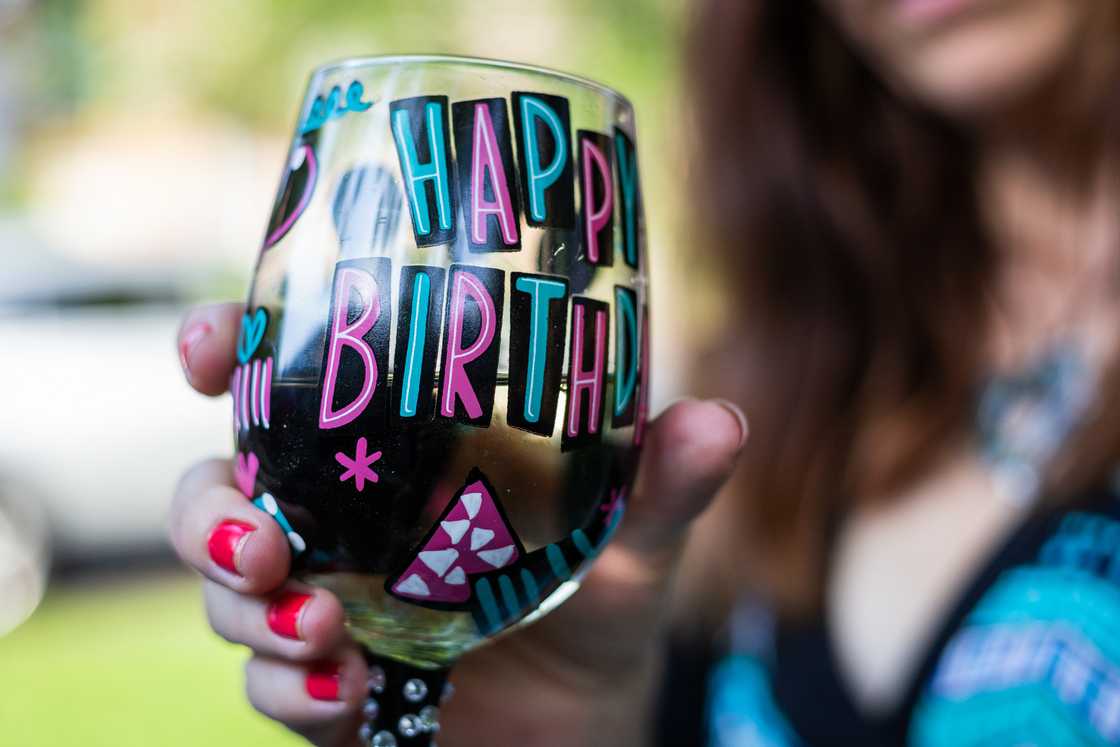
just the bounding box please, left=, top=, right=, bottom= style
left=713, top=399, right=749, bottom=449
left=179, top=321, right=212, bottom=375
left=306, top=662, right=341, bottom=701
left=267, top=592, right=312, bottom=640
left=207, top=520, right=255, bottom=576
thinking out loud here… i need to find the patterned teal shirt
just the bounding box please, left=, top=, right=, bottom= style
left=707, top=493, right=1120, bottom=746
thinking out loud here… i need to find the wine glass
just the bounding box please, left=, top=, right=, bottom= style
left=234, top=55, right=648, bottom=746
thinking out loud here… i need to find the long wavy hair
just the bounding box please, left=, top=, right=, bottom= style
left=687, top=0, right=1120, bottom=612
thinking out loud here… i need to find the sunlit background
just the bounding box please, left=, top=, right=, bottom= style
left=0, top=1, right=704, bottom=744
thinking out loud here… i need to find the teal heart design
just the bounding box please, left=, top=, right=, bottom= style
left=237, top=308, right=268, bottom=364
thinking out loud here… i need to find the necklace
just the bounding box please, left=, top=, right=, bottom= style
left=975, top=339, right=1095, bottom=504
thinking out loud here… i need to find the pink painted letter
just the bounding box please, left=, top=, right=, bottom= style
left=565, top=300, right=608, bottom=440
left=319, top=267, right=381, bottom=429
left=581, top=136, right=613, bottom=264
left=440, top=270, right=499, bottom=420
left=471, top=102, right=519, bottom=247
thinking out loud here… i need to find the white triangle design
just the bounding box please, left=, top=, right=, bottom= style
left=470, top=527, right=495, bottom=551
left=477, top=545, right=515, bottom=568
left=289, top=147, right=307, bottom=170
left=261, top=493, right=279, bottom=514
left=460, top=492, right=483, bottom=519
left=419, top=549, right=459, bottom=577
left=395, top=574, right=430, bottom=597
left=444, top=566, right=467, bottom=585
left=441, top=519, right=470, bottom=544
left=287, top=532, right=306, bottom=554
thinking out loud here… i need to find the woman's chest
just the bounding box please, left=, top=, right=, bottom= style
left=826, top=449, right=1026, bottom=715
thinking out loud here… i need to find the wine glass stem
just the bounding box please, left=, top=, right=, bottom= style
left=361, top=648, right=451, bottom=746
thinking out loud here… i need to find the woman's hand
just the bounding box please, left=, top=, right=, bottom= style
left=170, top=302, right=747, bottom=746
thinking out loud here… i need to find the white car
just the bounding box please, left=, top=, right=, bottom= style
left=0, top=227, right=231, bottom=630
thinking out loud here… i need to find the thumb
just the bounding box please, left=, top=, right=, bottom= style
left=513, top=398, right=748, bottom=677
left=613, top=398, right=748, bottom=565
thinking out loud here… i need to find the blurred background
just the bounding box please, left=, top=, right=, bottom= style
left=0, top=1, right=699, bottom=744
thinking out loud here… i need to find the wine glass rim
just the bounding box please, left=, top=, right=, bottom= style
left=311, top=54, right=633, bottom=109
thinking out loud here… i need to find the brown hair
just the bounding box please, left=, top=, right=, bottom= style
left=685, top=0, right=1120, bottom=613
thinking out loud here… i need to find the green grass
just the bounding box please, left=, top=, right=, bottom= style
left=0, top=572, right=303, bottom=746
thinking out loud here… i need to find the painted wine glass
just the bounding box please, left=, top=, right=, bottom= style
left=233, top=55, right=648, bottom=746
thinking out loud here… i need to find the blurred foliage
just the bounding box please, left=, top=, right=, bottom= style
left=4, top=0, right=690, bottom=280
left=0, top=574, right=303, bottom=746
left=25, top=0, right=684, bottom=131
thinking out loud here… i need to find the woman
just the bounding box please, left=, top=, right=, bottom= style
left=170, top=0, right=1120, bottom=743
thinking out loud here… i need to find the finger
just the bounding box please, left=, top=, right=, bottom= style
left=613, top=398, right=747, bottom=562
left=178, top=302, right=243, bottom=396
left=169, top=458, right=290, bottom=594
left=245, top=646, right=367, bottom=729
left=204, top=581, right=346, bottom=661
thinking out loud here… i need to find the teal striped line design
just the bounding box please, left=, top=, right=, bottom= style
left=498, top=575, right=520, bottom=617
left=520, top=568, right=539, bottom=603
left=572, top=529, right=594, bottom=558
left=546, top=543, right=570, bottom=578
left=474, top=577, right=501, bottom=633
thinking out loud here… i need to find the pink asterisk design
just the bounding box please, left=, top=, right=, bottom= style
left=600, top=486, right=626, bottom=527
left=335, top=437, right=382, bottom=492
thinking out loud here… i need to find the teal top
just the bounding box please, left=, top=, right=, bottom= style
left=703, top=486, right=1120, bottom=746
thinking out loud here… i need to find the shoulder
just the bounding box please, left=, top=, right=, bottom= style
left=910, top=499, right=1120, bottom=747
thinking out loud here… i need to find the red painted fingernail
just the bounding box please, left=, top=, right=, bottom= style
left=179, top=321, right=212, bottom=376
left=267, top=592, right=312, bottom=640
left=306, top=662, right=341, bottom=701
left=207, top=520, right=254, bottom=576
